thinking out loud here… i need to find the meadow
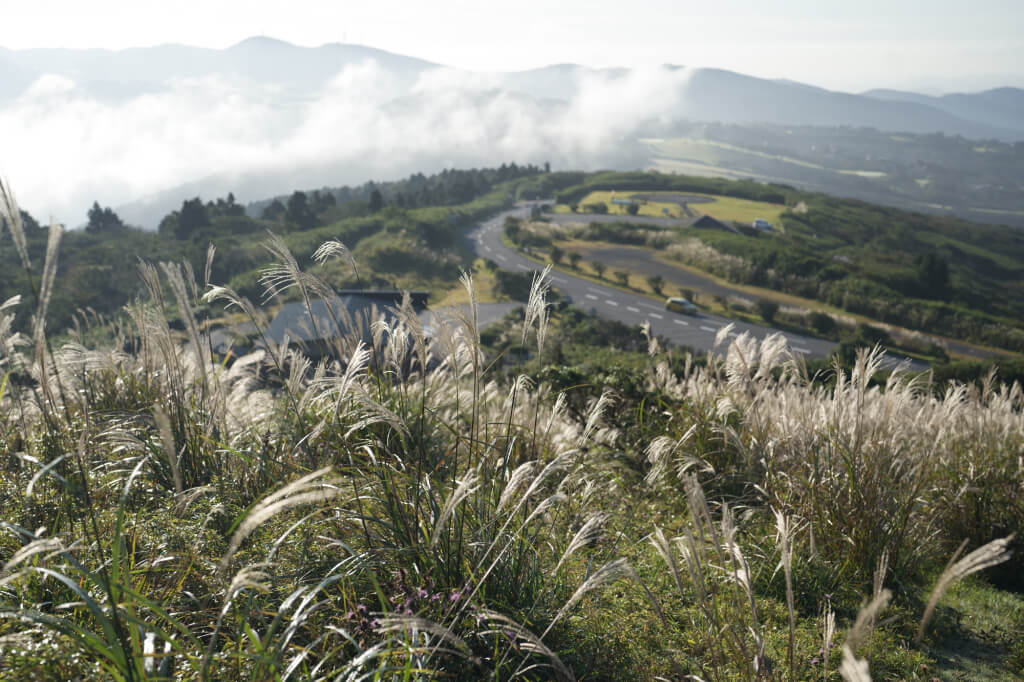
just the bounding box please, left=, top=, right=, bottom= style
left=563, top=190, right=787, bottom=226
left=0, top=178, right=1021, bottom=680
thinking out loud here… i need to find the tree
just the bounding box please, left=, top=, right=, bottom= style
left=86, top=201, right=125, bottom=234
left=808, top=311, right=836, bottom=335
left=262, top=199, right=286, bottom=221
left=646, top=275, right=665, bottom=296
left=504, top=217, right=522, bottom=243
left=177, top=197, right=210, bottom=239
left=592, top=261, right=606, bottom=279
left=626, top=202, right=640, bottom=216
left=368, top=188, right=384, bottom=213
left=755, top=299, right=780, bottom=324
left=568, top=252, right=582, bottom=269
left=286, top=191, right=316, bottom=230
left=916, top=252, right=950, bottom=300
left=614, top=270, right=630, bottom=287
left=550, top=246, right=563, bottom=264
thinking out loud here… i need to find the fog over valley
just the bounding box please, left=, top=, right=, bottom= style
left=3, top=37, right=1023, bottom=227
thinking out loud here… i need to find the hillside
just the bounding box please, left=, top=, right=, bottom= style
left=1, top=177, right=1022, bottom=678
left=536, top=171, right=1024, bottom=354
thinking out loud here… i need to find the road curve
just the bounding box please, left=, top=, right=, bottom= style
left=467, top=203, right=928, bottom=372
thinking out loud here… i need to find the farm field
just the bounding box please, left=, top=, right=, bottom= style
left=567, top=189, right=788, bottom=226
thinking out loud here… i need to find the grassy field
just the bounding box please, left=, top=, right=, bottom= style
left=572, top=190, right=685, bottom=218
left=568, top=189, right=788, bottom=227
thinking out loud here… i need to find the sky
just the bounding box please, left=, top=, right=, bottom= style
left=4, top=0, right=1023, bottom=93
left=2, top=0, right=1023, bottom=224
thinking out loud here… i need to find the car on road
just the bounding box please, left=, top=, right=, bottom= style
left=665, top=297, right=698, bottom=315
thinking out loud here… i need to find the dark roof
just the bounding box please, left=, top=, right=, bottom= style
left=684, top=214, right=730, bottom=230
left=265, top=291, right=429, bottom=346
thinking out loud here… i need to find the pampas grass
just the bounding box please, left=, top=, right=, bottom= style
left=0, top=182, right=1021, bottom=679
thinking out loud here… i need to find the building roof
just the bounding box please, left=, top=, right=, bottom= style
left=684, top=214, right=730, bottom=230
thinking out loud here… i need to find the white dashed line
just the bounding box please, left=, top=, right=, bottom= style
left=639, top=303, right=662, bottom=311
left=673, top=319, right=689, bottom=326
left=649, top=313, right=663, bottom=319
left=587, top=287, right=603, bottom=294
left=551, top=276, right=567, bottom=284
left=585, top=294, right=599, bottom=300
left=700, top=325, right=717, bottom=333
left=794, top=347, right=811, bottom=355
left=605, top=300, right=619, bottom=306
left=484, top=246, right=492, bottom=253
left=626, top=306, right=641, bottom=313
left=516, top=264, right=530, bottom=271
left=496, top=254, right=507, bottom=261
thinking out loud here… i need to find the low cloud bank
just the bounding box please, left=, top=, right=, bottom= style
left=1, top=61, right=691, bottom=226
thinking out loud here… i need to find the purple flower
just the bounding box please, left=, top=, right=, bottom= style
left=450, top=590, right=462, bottom=602
left=417, top=588, right=429, bottom=599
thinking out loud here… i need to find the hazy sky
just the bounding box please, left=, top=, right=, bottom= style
left=4, top=0, right=1023, bottom=92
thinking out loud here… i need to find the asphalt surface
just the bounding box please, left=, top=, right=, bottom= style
left=469, top=203, right=929, bottom=371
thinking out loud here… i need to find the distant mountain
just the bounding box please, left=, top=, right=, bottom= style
left=863, top=87, right=1024, bottom=137
left=4, top=36, right=1022, bottom=227
left=0, top=37, right=437, bottom=101
left=676, top=69, right=1022, bottom=140
left=5, top=37, right=1018, bottom=140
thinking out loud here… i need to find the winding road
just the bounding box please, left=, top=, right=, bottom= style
left=467, top=203, right=928, bottom=371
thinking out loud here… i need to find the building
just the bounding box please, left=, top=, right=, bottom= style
left=684, top=214, right=733, bottom=231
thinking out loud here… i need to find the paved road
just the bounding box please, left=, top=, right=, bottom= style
left=468, top=203, right=928, bottom=371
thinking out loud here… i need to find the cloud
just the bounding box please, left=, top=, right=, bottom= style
left=0, top=61, right=691, bottom=226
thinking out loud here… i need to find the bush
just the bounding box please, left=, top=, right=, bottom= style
left=756, top=299, right=780, bottom=323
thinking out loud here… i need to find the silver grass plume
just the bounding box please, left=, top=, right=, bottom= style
left=203, top=243, right=216, bottom=287
left=429, top=470, right=480, bottom=549
left=0, top=178, right=30, bottom=270
left=543, top=558, right=636, bottom=637
left=554, top=512, right=609, bottom=573
left=373, top=614, right=474, bottom=659
left=839, top=645, right=872, bottom=682
left=916, top=534, right=1014, bottom=642
left=153, top=406, right=183, bottom=496
left=32, top=220, right=62, bottom=345
left=220, top=467, right=343, bottom=569
left=480, top=610, right=575, bottom=682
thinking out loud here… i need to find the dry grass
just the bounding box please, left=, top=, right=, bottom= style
left=0, top=180, right=1020, bottom=680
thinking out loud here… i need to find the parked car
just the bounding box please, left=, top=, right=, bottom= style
left=665, top=297, right=698, bottom=315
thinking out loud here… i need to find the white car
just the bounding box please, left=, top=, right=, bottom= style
left=665, top=297, right=698, bottom=315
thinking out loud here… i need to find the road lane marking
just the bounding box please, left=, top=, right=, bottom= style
left=496, top=254, right=507, bottom=261
left=700, top=325, right=717, bottom=333
left=673, top=319, right=689, bottom=326
left=605, top=300, right=619, bottom=306
left=649, top=312, right=663, bottom=319
left=639, top=303, right=662, bottom=311
left=585, top=294, right=599, bottom=300
left=516, top=264, right=530, bottom=271
left=794, top=347, right=811, bottom=354
left=484, top=246, right=492, bottom=253
left=626, top=306, right=640, bottom=313
left=551, top=276, right=567, bottom=284
left=587, top=287, right=603, bottom=294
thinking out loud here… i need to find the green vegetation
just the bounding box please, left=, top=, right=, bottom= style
left=527, top=170, right=1024, bottom=354
left=0, top=192, right=1020, bottom=678
left=0, top=165, right=544, bottom=337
